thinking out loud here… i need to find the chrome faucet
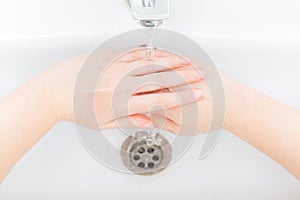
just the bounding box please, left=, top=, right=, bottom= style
left=127, top=0, right=170, bottom=27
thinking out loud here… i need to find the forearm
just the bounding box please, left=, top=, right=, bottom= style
left=0, top=78, right=59, bottom=183
left=225, top=79, right=300, bottom=180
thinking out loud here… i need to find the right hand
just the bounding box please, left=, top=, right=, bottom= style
left=136, top=74, right=235, bottom=135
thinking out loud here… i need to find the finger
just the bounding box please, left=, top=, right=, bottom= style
left=129, top=88, right=204, bottom=114
left=150, top=113, right=180, bottom=134
left=130, top=55, right=191, bottom=76
left=125, top=112, right=180, bottom=134
left=166, top=80, right=209, bottom=100
left=104, top=51, right=191, bottom=83
left=104, top=112, right=179, bottom=133
left=118, top=49, right=170, bottom=62
left=102, top=114, right=152, bottom=130
left=133, top=67, right=205, bottom=94
left=130, top=114, right=152, bottom=128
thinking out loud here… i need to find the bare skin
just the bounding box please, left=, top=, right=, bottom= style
left=149, top=75, right=300, bottom=181
left=0, top=50, right=204, bottom=183
left=224, top=77, right=300, bottom=181
left=0, top=51, right=300, bottom=184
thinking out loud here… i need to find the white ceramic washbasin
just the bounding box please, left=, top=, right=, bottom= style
left=0, top=0, right=300, bottom=199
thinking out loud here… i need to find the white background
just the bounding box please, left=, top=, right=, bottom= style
left=0, top=0, right=300, bottom=199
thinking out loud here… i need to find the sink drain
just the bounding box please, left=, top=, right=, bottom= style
left=121, top=131, right=172, bottom=175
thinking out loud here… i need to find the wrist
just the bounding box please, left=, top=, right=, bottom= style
left=223, top=76, right=265, bottom=136
left=223, top=76, right=254, bottom=132
left=24, top=75, right=62, bottom=125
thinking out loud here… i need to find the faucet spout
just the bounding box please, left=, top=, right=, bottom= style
left=142, top=0, right=156, bottom=7
left=127, top=0, right=169, bottom=27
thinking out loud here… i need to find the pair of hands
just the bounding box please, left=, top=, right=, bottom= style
left=2, top=45, right=300, bottom=183
left=0, top=49, right=214, bottom=183
left=3, top=46, right=300, bottom=182
left=39, top=49, right=213, bottom=135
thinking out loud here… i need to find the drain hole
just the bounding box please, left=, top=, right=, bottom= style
left=152, top=155, right=159, bottom=161
left=121, top=132, right=172, bottom=175
left=138, top=162, right=145, bottom=168
left=133, top=155, right=140, bottom=161
left=138, top=147, right=145, bottom=154
left=148, top=162, right=155, bottom=168
left=147, top=147, right=155, bottom=154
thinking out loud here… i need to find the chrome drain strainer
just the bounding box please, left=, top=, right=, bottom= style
left=121, top=131, right=172, bottom=175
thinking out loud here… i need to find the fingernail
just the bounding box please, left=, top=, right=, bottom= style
left=194, top=69, right=206, bottom=79
left=133, top=116, right=152, bottom=128
left=199, top=69, right=206, bottom=76
left=187, top=68, right=206, bottom=82
left=182, top=57, right=191, bottom=64
left=193, top=89, right=204, bottom=99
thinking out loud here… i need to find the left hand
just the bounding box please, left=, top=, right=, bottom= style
left=32, top=49, right=205, bottom=130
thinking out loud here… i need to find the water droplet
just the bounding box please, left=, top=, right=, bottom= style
left=145, top=28, right=155, bottom=61
left=146, top=49, right=154, bottom=61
